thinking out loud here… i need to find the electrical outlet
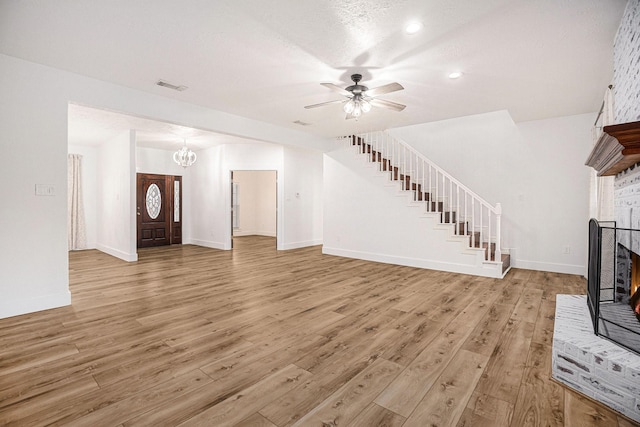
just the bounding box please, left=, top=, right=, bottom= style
left=35, top=184, right=55, bottom=196
left=563, top=245, right=571, bottom=254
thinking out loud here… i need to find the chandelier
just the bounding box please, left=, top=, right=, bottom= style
left=173, top=139, right=197, bottom=168
left=343, top=94, right=371, bottom=118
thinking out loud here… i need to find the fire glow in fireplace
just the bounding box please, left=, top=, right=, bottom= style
left=588, top=219, right=640, bottom=355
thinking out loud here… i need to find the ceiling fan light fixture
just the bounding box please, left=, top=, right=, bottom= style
left=306, top=74, right=406, bottom=119
left=361, top=99, right=372, bottom=113
left=343, top=99, right=356, bottom=114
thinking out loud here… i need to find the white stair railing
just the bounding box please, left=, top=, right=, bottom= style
left=346, top=131, right=502, bottom=263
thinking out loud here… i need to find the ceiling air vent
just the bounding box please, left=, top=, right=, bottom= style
left=293, top=120, right=311, bottom=126
left=156, top=79, right=188, bottom=92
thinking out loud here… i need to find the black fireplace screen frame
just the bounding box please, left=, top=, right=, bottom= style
left=587, top=218, right=640, bottom=356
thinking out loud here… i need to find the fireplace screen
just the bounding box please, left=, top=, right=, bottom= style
left=588, top=219, right=640, bottom=355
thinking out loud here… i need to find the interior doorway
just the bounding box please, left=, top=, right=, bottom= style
left=137, top=173, right=182, bottom=248
left=230, top=170, right=277, bottom=248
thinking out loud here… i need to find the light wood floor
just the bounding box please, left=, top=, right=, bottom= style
left=0, top=236, right=637, bottom=426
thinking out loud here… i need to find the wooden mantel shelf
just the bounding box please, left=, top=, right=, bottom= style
left=586, top=120, right=640, bottom=176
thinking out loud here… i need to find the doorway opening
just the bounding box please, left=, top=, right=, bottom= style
left=230, top=170, right=277, bottom=249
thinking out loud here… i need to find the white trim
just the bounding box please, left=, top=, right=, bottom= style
left=512, top=258, right=586, bottom=276
left=322, top=246, right=504, bottom=278
left=97, top=244, right=138, bottom=262
left=190, top=239, right=227, bottom=250
left=0, top=291, right=71, bottom=320
left=233, top=231, right=277, bottom=237
left=280, top=239, right=323, bottom=250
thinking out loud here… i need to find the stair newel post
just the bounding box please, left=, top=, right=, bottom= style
left=487, top=206, right=495, bottom=261
left=495, top=203, right=502, bottom=263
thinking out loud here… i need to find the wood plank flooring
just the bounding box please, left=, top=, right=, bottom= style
left=0, top=236, right=636, bottom=426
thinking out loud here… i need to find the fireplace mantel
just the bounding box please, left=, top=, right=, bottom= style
left=585, top=120, right=640, bottom=176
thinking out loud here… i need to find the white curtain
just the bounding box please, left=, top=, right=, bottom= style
left=68, top=154, right=87, bottom=250
left=589, top=86, right=615, bottom=221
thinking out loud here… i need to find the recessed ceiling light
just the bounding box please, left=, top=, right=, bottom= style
left=405, top=22, right=423, bottom=35
left=448, top=71, right=463, bottom=79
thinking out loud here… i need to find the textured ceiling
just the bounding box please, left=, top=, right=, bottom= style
left=0, top=0, right=628, bottom=142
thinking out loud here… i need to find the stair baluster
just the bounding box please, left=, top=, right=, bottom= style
left=347, top=131, right=504, bottom=266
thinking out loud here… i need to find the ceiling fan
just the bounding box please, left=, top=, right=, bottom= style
left=305, top=74, right=406, bottom=119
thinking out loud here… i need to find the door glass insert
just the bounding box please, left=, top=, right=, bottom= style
left=146, top=183, right=162, bottom=219
left=174, top=180, right=180, bottom=222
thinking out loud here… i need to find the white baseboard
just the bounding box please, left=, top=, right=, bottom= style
left=322, top=246, right=503, bottom=278
left=233, top=231, right=277, bottom=237
left=512, top=259, right=586, bottom=276
left=0, top=290, right=71, bottom=320
left=279, top=239, right=323, bottom=250
left=190, top=239, right=227, bottom=250
left=96, top=244, right=138, bottom=262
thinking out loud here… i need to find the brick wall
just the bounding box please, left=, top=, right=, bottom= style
left=614, top=0, right=640, bottom=226
left=613, top=0, right=640, bottom=123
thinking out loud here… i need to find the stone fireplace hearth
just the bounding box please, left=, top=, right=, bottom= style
left=552, top=295, right=640, bottom=423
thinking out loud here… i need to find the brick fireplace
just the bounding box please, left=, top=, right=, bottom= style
left=569, top=101, right=640, bottom=420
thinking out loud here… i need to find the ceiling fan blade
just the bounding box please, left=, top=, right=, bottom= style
left=370, top=98, right=406, bottom=112
left=321, top=82, right=352, bottom=97
left=304, top=99, right=345, bottom=109
left=364, top=82, right=404, bottom=97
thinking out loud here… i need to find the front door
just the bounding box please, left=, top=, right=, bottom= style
left=137, top=173, right=181, bottom=248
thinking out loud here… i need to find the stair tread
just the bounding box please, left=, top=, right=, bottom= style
left=350, top=135, right=508, bottom=275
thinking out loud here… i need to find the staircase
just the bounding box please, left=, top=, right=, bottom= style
left=346, top=132, right=510, bottom=276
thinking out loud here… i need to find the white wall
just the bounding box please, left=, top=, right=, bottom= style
left=189, top=145, right=226, bottom=249
left=388, top=111, right=594, bottom=275
left=323, top=147, right=490, bottom=276
left=189, top=142, right=324, bottom=251
left=0, top=53, right=329, bottom=319
left=232, top=170, right=277, bottom=237
left=136, top=146, right=188, bottom=177
left=96, top=130, right=137, bottom=262
left=0, top=56, right=71, bottom=318
left=282, top=146, right=323, bottom=249
left=68, top=144, right=98, bottom=249
left=191, top=143, right=284, bottom=249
